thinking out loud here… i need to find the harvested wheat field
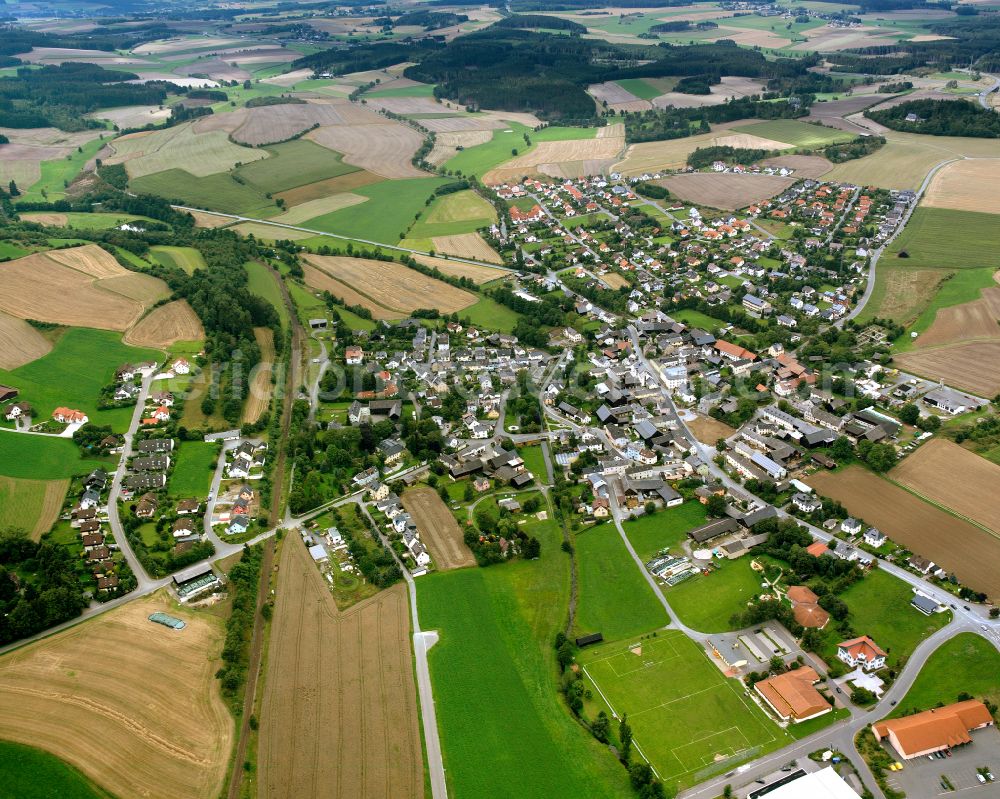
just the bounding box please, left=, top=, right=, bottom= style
left=912, top=286, right=1000, bottom=348
left=0, top=127, right=102, bottom=188
left=712, top=132, right=792, bottom=151
left=809, top=466, right=1000, bottom=600
left=276, top=170, right=384, bottom=205
left=483, top=136, right=625, bottom=184
left=307, top=115, right=427, bottom=179
left=365, top=96, right=446, bottom=115
left=923, top=159, right=1000, bottom=215
left=413, top=254, right=507, bottom=284
left=431, top=233, right=503, bottom=264
left=588, top=82, right=649, bottom=113
left=0, top=311, right=51, bottom=369
left=90, top=105, right=171, bottom=130
left=258, top=535, right=422, bottom=799
left=657, top=172, right=795, bottom=211
left=303, top=255, right=477, bottom=315
left=417, top=116, right=504, bottom=134
left=46, top=243, right=127, bottom=278
left=894, top=341, right=1000, bottom=397
left=0, top=248, right=169, bottom=331
left=0, top=476, right=68, bottom=540
left=892, top=439, right=1000, bottom=535
left=232, top=222, right=315, bottom=241
left=242, top=327, right=275, bottom=425
left=653, top=77, right=768, bottom=110
left=0, top=591, right=233, bottom=799
left=301, top=263, right=399, bottom=321
left=106, top=122, right=265, bottom=178
left=189, top=210, right=235, bottom=228
left=125, top=300, right=204, bottom=348
left=230, top=103, right=349, bottom=146
left=403, top=486, right=475, bottom=570
left=271, top=193, right=367, bottom=225
left=612, top=123, right=744, bottom=175
left=428, top=130, right=493, bottom=166
left=19, top=212, right=68, bottom=226
left=761, top=155, right=833, bottom=179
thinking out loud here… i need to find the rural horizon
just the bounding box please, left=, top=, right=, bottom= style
left=0, top=1, right=999, bottom=798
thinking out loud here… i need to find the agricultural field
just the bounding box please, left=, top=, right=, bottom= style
left=430, top=233, right=502, bottom=263
left=167, top=441, right=218, bottom=499
left=242, top=327, right=275, bottom=425
left=413, top=254, right=508, bottom=284
left=0, top=475, right=68, bottom=539
left=612, top=126, right=737, bottom=176
left=258, top=535, right=423, bottom=799
left=857, top=263, right=951, bottom=328
left=125, top=300, right=205, bottom=348
left=0, top=433, right=109, bottom=481
left=131, top=169, right=276, bottom=217
left=0, top=327, right=161, bottom=430
left=148, top=246, right=206, bottom=274
left=579, top=629, right=786, bottom=791
left=0, top=741, right=112, bottom=799
left=885, top=208, right=1000, bottom=271
left=302, top=255, right=477, bottom=317
left=891, top=633, right=1000, bottom=716
left=731, top=120, right=853, bottom=149
left=759, top=154, right=833, bottom=179
left=0, top=127, right=104, bottom=196
left=895, top=342, right=1000, bottom=397
left=235, top=140, right=359, bottom=195
left=905, top=270, right=1000, bottom=345
left=0, top=592, right=233, bottom=799
left=573, top=523, right=669, bottom=642
left=0, top=310, right=51, bottom=370
left=482, top=128, right=625, bottom=185
left=809, top=466, right=1000, bottom=600
left=306, top=112, right=428, bottom=179
left=622, top=503, right=709, bottom=562
left=686, top=414, right=737, bottom=444
left=922, top=159, right=1000, bottom=215
left=0, top=245, right=169, bottom=332
left=663, top=558, right=764, bottom=634
left=657, top=173, right=794, bottom=211
left=418, top=528, right=631, bottom=799
left=891, top=439, right=1000, bottom=535
left=106, top=122, right=266, bottom=179
left=402, top=486, right=475, bottom=570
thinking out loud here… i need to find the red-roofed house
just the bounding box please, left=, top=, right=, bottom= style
left=714, top=340, right=756, bottom=362
left=806, top=540, right=830, bottom=558
left=53, top=407, right=88, bottom=424
left=837, top=635, right=887, bottom=671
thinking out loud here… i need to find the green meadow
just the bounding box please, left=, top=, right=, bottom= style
left=891, top=632, right=1000, bottom=715
left=623, top=502, right=709, bottom=562
left=663, top=558, right=763, bottom=634
left=0, top=433, right=110, bottom=480
left=0, top=741, right=113, bottom=799
left=235, top=140, right=358, bottom=195
left=168, top=441, right=219, bottom=498
left=885, top=208, right=1000, bottom=271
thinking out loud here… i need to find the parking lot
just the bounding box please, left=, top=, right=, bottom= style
left=884, top=727, right=1000, bottom=798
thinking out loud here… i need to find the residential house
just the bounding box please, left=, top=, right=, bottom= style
left=837, top=635, right=886, bottom=671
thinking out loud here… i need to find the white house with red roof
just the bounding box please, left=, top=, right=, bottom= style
left=837, top=635, right=887, bottom=672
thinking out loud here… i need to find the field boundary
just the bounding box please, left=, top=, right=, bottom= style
left=886, top=475, right=1000, bottom=539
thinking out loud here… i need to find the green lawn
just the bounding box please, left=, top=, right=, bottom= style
left=131, top=169, right=276, bottom=217
left=302, top=177, right=449, bottom=244
left=669, top=308, right=727, bottom=331
left=579, top=629, right=788, bottom=791
left=442, top=123, right=598, bottom=179
left=0, top=476, right=65, bottom=534
left=245, top=261, right=289, bottom=328
left=17, top=137, right=107, bottom=204
left=616, top=78, right=662, bottom=101
left=367, top=82, right=436, bottom=98
left=0, top=740, right=113, bottom=799
left=623, top=502, right=708, bottom=562
left=418, top=509, right=631, bottom=799
left=664, top=558, right=764, bottom=634
left=574, top=523, right=669, bottom=641
left=517, top=445, right=548, bottom=482
left=460, top=295, right=520, bottom=333
left=884, top=207, right=1000, bottom=271
left=0, top=241, right=27, bottom=259
left=168, top=441, right=219, bottom=498
left=0, top=433, right=110, bottom=480
left=0, top=328, right=162, bottom=431
left=825, top=568, right=951, bottom=670
left=149, top=245, right=206, bottom=274
left=235, top=140, right=358, bottom=195
left=733, top=120, right=854, bottom=149
left=890, top=632, right=1000, bottom=716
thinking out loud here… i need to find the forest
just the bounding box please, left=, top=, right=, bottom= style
left=867, top=99, right=1000, bottom=137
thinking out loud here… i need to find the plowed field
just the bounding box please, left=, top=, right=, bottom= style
left=0, top=310, right=51, bottom=369
left=125, top=300, right=205, bottom=348
left=402, top=486, right=475, bottom=570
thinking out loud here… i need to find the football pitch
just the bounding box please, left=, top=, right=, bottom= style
left=580, top=630, right=786, bottom=787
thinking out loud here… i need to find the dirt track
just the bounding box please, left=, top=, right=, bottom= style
left=809, top=465, right=1000, bottom=600
left=258, top=535, right=423, bottom=798
left=403, top=486, right=475, bottom=570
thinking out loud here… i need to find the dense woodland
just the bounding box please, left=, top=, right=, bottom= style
left=867, top=99, right=1000, bottom=137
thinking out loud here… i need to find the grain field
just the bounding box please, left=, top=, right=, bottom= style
left=0, top=310, right=52, bottom=369
left=402, top=486, right=475, bottom=570
left=125, top=300, right=205, bottom=348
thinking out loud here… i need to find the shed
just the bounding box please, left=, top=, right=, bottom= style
left=575, top=632, right=604, bottom=648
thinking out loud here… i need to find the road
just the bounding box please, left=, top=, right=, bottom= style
left=170, top=205, right=516, bottom=273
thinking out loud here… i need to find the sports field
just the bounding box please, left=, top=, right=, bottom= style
left=580, top=630, right=784, bottom=789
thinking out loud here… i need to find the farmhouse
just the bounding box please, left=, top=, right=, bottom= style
left=872, top=700, right=994, bottom=760
left=836, top=635, right=886, bottom=671
left=172, top=563, right=221, bottom=601
left=754, top=666, right=831, bottom=723
left=0, top=385, right=18, bottom=403
left=4, top=402, right=31, bottom=421
left=686, top=517, right=740, bottom=544
left=53, top=407, right=88, bottom=424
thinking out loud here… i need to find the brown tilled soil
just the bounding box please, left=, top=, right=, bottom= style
left=430, top=232, right=503, bottom=264
left=258, top=536, right=423, bottom=799
left=913, top=286, right=1000, bottom=348
left=892, top=439, right=1000, bottom=535
left=760, top=155, right=833, bottom=179
left=686, top=414, right=736, bottom=444
left=656, top=172, right=794, bottom=211
left=402, top=486, right=475, bottom=569
left=0, top=591, right=234, bottom=799
left=808, top=466, right=1000, bottom=600
left=0, top=310, right=52, bottom=369
left=895, top=341, right=1000, bottom=397
left=125, top=300, right=205, bottom=348
left=241, top=327, right=275, bottom=425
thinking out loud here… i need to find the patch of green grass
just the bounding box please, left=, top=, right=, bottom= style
left=669, top=308, right=727, bottom=331
left=460, top=295, right=520, bottom=333
left=418, top=507, right=630, bottom=799
left=824, top=568, right=950, bottom=670
left=664, top=558, right=763, bottom=634
left=517, top=445, right=548, bottom=482
left=246, top=261, right=289, bottom=328
left=150, top=245, right=206, bottom=274
left=891, top=632, right=1000, bottom=716
left=895, top=266, right=996, bottom=349
left=235, top=139, right=358, bottom=195
left=131, top=169, right=276, bottom=217
left=407, top=189, right=497, bottom=239
left=0, top=327, right=162, bottom=431
left=574, top=523, right=669, bottom=641
left=54, top=212, right=153, bottom=231
left=579, top=629, right=787, bottom=791
left=0, top=241, right=27, bottom=259
left=623, top=503, right=709, bottom=562
left=168, top=441, right=219, bottom=498
left=442, top=123, right=534, bottom=178
left=302, top=177, right=449, bottom=244
left=616, top=78, right=661, bottom=101
left=787, top=706, right=850, bottom=739
left=733, top=120, right=854, bottom=149
left=0, top=476, right=61, bottom=533
left=17, top=136, right=107, bottom=204
left=368, top=82, right=436, bottom=98
left=0, top=740, right=113, bottom=799
left=885, top=207, right=1000, bottom=271
left=0, top=433, right=110, bottom=480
